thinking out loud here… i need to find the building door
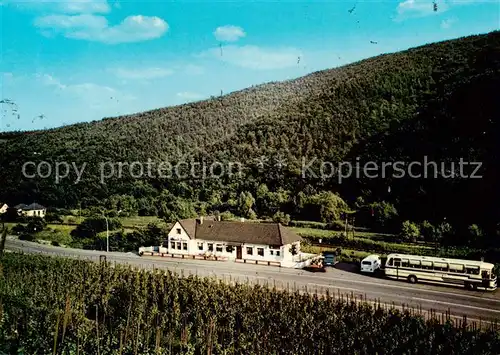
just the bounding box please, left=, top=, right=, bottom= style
left=236, top=246, right=242, bottom=259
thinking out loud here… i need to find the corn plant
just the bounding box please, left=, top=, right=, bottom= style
left=0, top=253, right=499, bottom=354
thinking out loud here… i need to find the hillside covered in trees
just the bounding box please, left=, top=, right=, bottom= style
left=1, top=31, right=499, bottom=242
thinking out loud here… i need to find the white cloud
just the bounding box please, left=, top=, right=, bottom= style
left=441, top=17, right=458, bottom=28
left=57, top=0, right=110, bottom=14
left=34, top=14, right=168, bottom=44
left=184, top=64, right=204, bottom=75
left=36, top=74, right=135, bottom=104
left=34, top=14, right=108, bottom=30
left=177, top=92, right=205, bottom=100
left=199, top=45, right=303, bottom=70
left=111, top=67, right=174, bottom=80
left=395, top=0, right=486, bottom=20
left=5, top=0, right=111, bottom=14
left=214, top=25, right=246, bottom=42
left=396, top=0, right=449, bottom=19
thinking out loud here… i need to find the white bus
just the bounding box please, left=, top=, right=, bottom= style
left=384, top=253, right=497, bottom=291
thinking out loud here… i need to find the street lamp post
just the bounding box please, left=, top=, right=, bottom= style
left=103, top=214, right=109, bottom=253
left=106, top=217, right=109, bottom=252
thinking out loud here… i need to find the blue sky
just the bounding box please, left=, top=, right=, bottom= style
left=1, top=0, right=499, bottom=132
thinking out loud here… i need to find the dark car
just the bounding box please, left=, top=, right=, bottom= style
left=323, top=252, right=336, bottom=266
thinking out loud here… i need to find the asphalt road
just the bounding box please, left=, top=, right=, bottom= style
left=5, top=237, right=500, bottom=325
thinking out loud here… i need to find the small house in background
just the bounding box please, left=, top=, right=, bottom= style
left=14, top=203, right=47, bottom=218
left=0, top=203, right=8, bottom=214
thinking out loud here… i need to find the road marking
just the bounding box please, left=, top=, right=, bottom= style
left=307, top=283, right=362, bottom=293
left=411, top=297, right=500, bottom=314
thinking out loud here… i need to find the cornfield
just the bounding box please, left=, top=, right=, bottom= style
left=1, top=253, right=499, bottom=355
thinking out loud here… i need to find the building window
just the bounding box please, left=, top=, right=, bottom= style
left=226, top=246, right=233, bottom=253
left=216, top=245, right=223, bottom=252
left=170, top=242, right=175, bottom=249
left=246, top=247, right=253, bottom=255
left=177, top=242, right=182, bottom=250
left=198, top=242, right=204, bottom=251
left=176, top=228, right=181, bottom=234
left=208, top=243, right=213, bottom=251
left=257, top=248, right=264, bottom=256
left=276, top=251, right=280, bottom=256
left=270, top=250, right=274, bottom=255
left=183, top=242, right=188, bottom=250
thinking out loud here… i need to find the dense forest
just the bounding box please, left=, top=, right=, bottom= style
left=1, top=31, right=499, bottom=242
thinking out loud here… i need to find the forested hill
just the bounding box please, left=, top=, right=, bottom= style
left=1, top=31, right=499, bottom=236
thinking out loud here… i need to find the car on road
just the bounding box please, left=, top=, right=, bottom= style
left=322, top=251, right=337, bottom=266
left=360, top=254, right=382, bottom=274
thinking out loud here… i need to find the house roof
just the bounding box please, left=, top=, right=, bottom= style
left=176, top=218, right=302, bottom=246
left=15, top=203, right=45, bottom=210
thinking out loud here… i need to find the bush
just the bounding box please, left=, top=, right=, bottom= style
left=289, top=220, right=328, bottom=229
left=26, top=217, right=46, bottom=234
left=12, top=224, right=26, bottom=235
left=71, top=216, right=122, bottom=239
left=36, top=229, right=72, bottom=245
left=45, top=212, right=63, bottom=224
left=326, top=220, right=353, bottom=231
left=18, top=234, right=35, bottom=241
left=273, top=211, right=291, bottom=225
left=400, top=220, right=420, bottom=243
left=419, top=220, right=436, bottom=242
left=219, top=211, right=234, bottom=221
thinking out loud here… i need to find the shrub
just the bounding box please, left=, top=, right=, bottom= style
left=19, top=234, right=35, bottom=241
left=12, top=224, right=26, bottom=235
left=400, top=220, right=420, bottom=243
left=273, top=211, right=291, bottom=225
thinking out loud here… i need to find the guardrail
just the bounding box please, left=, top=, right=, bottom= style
left=235, top=259, right=281, bottom=267
left=139, top=251, right=229, bottom=261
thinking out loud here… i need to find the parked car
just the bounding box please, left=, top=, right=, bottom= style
left=360, top=254, right=382, bottom=274
left=322, top=251, right=336, bottom=266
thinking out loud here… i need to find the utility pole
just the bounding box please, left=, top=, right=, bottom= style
left=0, top=229, right=7, bottom=257
left=102, top=212, right=109, bottom=253
left=344, top=213, right=348, bottom=237
left=106, top=217, right=109, bottom=253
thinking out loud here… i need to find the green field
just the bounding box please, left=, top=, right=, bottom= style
left=118, top=215, right=167, bottom=228
left=289, top=226, right=396, bottom=241
left=62, top=215, right=166, bottom=228
left=3, top=216, right=163, bottom=248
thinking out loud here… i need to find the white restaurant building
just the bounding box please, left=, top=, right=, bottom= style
left=145, top=216, right=308, bottom=267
